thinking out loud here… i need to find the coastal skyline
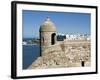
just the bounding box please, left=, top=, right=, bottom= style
left=22, top=10, right=91, bottom=38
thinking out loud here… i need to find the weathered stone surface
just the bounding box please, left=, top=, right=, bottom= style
left=28, top=40, right=91, bottom=69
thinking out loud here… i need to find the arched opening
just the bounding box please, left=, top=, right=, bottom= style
left=51, top=33, right=56, bottom=45
left=81, top=61, right=85, bottom=67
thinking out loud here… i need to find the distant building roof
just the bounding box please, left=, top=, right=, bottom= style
left=39, top=17, right=56, bottom=32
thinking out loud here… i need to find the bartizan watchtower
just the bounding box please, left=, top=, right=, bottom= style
left=39, top=17, right=56, bottom=56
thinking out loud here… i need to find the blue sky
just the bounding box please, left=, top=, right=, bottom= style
left=22, top=10, right=91, bottom=38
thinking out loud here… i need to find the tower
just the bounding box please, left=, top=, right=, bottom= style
left=39, top=17, right=56, bottom=56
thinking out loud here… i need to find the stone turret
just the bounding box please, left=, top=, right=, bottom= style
left=29, top=17, right=91, bottom=69
left=39, top=17, right=56, bottom=56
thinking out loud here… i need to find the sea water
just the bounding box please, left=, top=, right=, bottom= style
left=23, top=44, right=40, bottom=69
